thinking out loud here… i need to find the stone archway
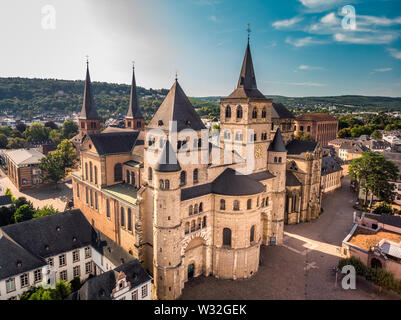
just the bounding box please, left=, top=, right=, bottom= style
left=371, top=258, right=383, bottom=269
left=183, top=237, right=206, bottom=282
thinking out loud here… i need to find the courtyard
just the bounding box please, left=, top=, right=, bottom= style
left=0, top=170, right=72, bottom=211
left=181, top=177, right=401, bottom=300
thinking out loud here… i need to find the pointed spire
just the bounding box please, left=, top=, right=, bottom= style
left=155, top=140, right=181, bottom=172
left=237, top=40, right=257, bottom=90
left=79, top=60, right=99, bottom=120
left=126, top=63, right=143, bottom=119
left=268, top=128, right=287, bottom=152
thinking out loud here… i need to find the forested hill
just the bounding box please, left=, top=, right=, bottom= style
left=0, top=77, right=400, bottom=121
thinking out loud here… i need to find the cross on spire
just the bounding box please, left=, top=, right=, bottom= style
left=247, top=23, right=251, bottom=43
left=175, top=70, right=178, bottom=81
left=85, top=55, right=89, bottom=66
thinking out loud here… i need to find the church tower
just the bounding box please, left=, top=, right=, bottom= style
left=220, top=37, right=272, bottom=173
left=125, top=65, right=144, bottom=130
left=78, top=61, right=100, bottom=138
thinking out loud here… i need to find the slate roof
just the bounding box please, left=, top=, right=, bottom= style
left=72, top=260, right=151, bottom=300
left=0, top=195, right=12, bottom=206
left=126, top=66, right=143, bottom=119
left=271, top=103, right=295, bottom=119
left=148, top=80, right=206, bottom=132
left=286, top=171, right=302, bottom=187
left=79, top=65, right=99, bottom=120
left=378, top=215, right=401, bottom=229
left=5, top=149, right=44, bottom=166
left=286, top=140, right=318, bottom=155
left=296, top=113, right=337, bottom=122
left=89, top=131, right=140, bottom=156
left=380, top=242, right=401, bottom=259
left=226, top=41, right=266, bottom=100
left=321, top=156, right=342, bottom=176
left=181, top=168, right=266, bottom=200
left=268, top=128, right=287, bottom=152
left=155, top=140, right=181, bottom=172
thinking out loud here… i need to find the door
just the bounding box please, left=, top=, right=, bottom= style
left=188, top=263, right=195, bottom=279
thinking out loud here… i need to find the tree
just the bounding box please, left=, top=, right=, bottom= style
left=7, top=137, right=26, bottom=149
left=56, top=139, right=77, bottom=169
left=0, top=206, right=15, bottom=227
left=14, top=204, right=35, bottom=223
left=49, top=129, right=62, bottom=145
left=15, top=122, right=27, bottom=133
left=0, top=126, right=12, bottom=137
left=39, top=152, right=66, bottom=185
left=25, top=123, right=50, bottom=142
left=0, top=133, right=8, bottom=148
left=20, top=281, right=71, bottom=300
left=44, top=121, right=58, bottom=130
left=374, top=202, right=393, bottom=215
left=338, top=128, right=351, bottom=138
left=33, top=205, right=59, bottom=218
left=295, top=131, right=312, bottom=141
left=61, top=120, right=78, bottom=139
left=371, top=130, right=382, bottom=140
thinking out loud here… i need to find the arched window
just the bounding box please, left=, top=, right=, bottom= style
left=224, top=131, right=231, bottom=140
left=265, top=197, right=269, bottom=206
left=250, top=225, right=255, bottom=243
left=202, top=216, right=207, bottom=228
left=252, top=108, right=257, bottom=119
left=185, top=222, right=190, bottom=234
left=126, top=170, right=130, bottom=184
left=85, top=163, right=88, bottom=180
left=247, top=199, right=252, bottom=210
left=193, top=138, right=198, bottom=148
left=271, top=123, right=274, bottom=130
left=120, top=207, right=125, bottom=227
left=106, top=199, right=110, bottom=218
left=127, top=208, right=132, bottom=231
left=189, top=205, right=193, bottom=216
left=148, top=167, right=153, bottom=181
left=262, top=108, right=267, bottom=118
left=197, top=218, right=201, bottom=230
left=94, top=166, right=98, bottom=185
left=199, top=202, right=203, bottom=213
left=191, top=220, right=196, bottom=232
left=114, top=163, right=122, bottom=182
left=193, top=169, right=199, bottom=184
left=274, top=157, right=278, bottom=163
left=164, top=180, right=170, bottom=190
left=225, top=106, right=231, bottom=118
left=220, top=199, right=226, bottom=210
left=223, top=228, right=232, bottom=247
left=89, top=161, right=93, bottom=182
left=237, top=106, right=243, bottom=119
left=131, top=172, right=135, bottom=186
left=233, top=200, right=240, bottom=211
left=194, top=204, right=199, bottom=214
left=159, top=179, right=164, bottom=190
left=180, top=171, right=186, bottom=186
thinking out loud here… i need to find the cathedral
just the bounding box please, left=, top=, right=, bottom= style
left=71, top=39, right=323, bottom=299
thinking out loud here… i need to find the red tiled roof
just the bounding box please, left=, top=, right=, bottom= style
left=296, top=113, right=338, bottom=122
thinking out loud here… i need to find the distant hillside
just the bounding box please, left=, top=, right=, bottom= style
left=0, top=78, right=400, bottom=122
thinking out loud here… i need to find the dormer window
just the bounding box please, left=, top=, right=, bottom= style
left=158, top=120, right=164, bottom=126
left=185, top=120, right=191, bottom=127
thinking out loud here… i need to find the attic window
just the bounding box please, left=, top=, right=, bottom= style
left=45, top=245, right=50, bottom=251
left=72, top=237, right=77, bottom=242
left=185, top=120, right=191, bottom=127
left=89, top=144, right=92, bottom=149
left=16, top=261, right=22, bottom=267
left=158, top=120, right=164, bottom=126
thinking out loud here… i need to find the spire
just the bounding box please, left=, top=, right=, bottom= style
left=237, top=40, right=257, bottom=90
left=79, top=61, right=99, bottom=120
left=268, top=128, right=287, bottom=152
left=126, top=63, right=143, bottom=119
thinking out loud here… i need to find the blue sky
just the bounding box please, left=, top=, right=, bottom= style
left=0, top=0, right=400, bottom=97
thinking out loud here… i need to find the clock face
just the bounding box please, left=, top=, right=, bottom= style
left=254, top=144, right=262, bottom=159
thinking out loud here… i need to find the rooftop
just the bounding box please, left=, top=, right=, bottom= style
left=103, top=183, right=138, bottom=206
left=5, top=148, right=44, bottom=166
left=296, top=113, right=338, bottom=122
left=348, top=226, right=401, bottom=251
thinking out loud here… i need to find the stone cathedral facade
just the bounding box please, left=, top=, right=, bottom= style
left=71, top=40, right=323, bottom=299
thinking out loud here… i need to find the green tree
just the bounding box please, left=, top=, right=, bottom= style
left=15, top=122, right=27, bottom=133
left=0, top=206, right=15, bottom=227
left=0, top=133, right=8, bottom=148
left=374, top=202, right=393, bottom=215
left=61, top=120, right=78, bottom=139
left=371, top=130, right=382, bottom=140
left=14, top=204, right=35, bottom=223
left=0, top=126, right=12, bottom=137
left=39, top=152, right=66, bottom=185
left=25, top=123, right=50, bottom=142
left=49, top=129, right=62, bottom=145
left=33, top=205, right=59, bottom=218
left=337, top=127, right=351, bottom=138
left=56, top=139, right=77, bottom=169
left=7, top=137, right=26, bottom=149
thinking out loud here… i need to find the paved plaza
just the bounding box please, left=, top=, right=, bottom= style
left=181, top=177, right=400, bottom=300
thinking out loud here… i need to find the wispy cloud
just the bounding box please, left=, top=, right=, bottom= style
left=285, top=36, right=325, bottom=47
left=358, top=15, right=401, bottom=27
left=192, top=0, right=220, bottom=6
left=372, top=68, right=392, bottom=72
left=298, top=0, right=349, bottom=11
left=334, top=33, right=398, bottom=44
left=295, top=65, right=325, bottom=71
left=208, top=15, right=219, bottom=23
left=266, top=80, right=327, bottom=87
left=272, top=16, right=303, bottom=29
left=388, top=48, right=401, bottom=60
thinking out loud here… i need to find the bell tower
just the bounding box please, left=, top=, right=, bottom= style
left=125, top=64, right=145, bottom=130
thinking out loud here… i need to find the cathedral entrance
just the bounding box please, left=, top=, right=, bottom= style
left=188, top=264, right=195, bottom=279
left=371, top=258, right=382, bottom=269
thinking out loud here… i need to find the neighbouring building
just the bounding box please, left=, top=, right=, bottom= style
left=71, top=38, right=324, bottom=299
left=343, top=213, right=401, bottom=279
left=295, top=113, right=339, bottom=146
left=0, top=195, right=12, bottom=208
left=4, top=148, right=45, bottom=191
left=381, top=152, right=401, bottom=205
left=0, top=209, right=152, bottom=300
left=320, top=156, right=342, bottom=193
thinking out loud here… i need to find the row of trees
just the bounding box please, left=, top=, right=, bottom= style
left=349, top=152, right=399, bottom=209
left=20, top=280, right=75, bottom=300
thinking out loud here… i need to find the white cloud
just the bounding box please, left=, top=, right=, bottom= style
left=296, top=65, right=325, bottom=71
left=272, top=16, right=303, bottom=29
left=291, top=81, right=327, bottom=87
left=334, top=33, right=398, bottom=44
left=388, top=48, right=401, bottom=60
left=285, top=36, right=325, bottom=47
left=358, top=15, right=401, bottom=27
left=373, top=68, right=392, bottom=72
left=298, top=0, right=346, bottom=11
left=321, top=12, right=340, bottom=25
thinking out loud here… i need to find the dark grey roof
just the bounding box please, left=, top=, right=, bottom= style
left=227, top=41, right=266, bottom=99
left=378, top=215, right=401, bottom=228
left=0, top=195, right=12, bottom=206
left=73, top=259, right=151, bottom=300
left=0, top=209, right=95, bottom=260
left=286, top=171, right=302, bottom=187
left=268, top=128, right=287, bottom=152
left=126, top=66, right=143, bottom=119
left=148, top=80, right=206, bottom=132
left=181, top=168, right=265, bottom=200
left=271, top=103, right=295, bottom=119
left=79, top=65, right=99, bottom=120
left=321, top=156, right=342, bottom=176
left=0, top=233, right=46, bottom=280
left=155, top=140, right=181, bottom=172
left=286, top=140, right=318, bottom=155
left=89, top=131, right=140, bottom=156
